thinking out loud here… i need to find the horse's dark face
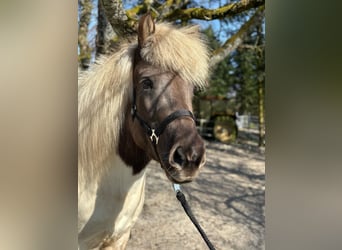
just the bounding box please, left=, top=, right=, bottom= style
left=131, top=56, right=206, bottom=183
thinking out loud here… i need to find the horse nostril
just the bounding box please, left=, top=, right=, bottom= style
left=189, top=149, right=198, bottom=162
left=187, top=146, right=205, bottom=166
left=172, top=146, right=204, bottom=168
left=173, top=147, right=185, bottom=166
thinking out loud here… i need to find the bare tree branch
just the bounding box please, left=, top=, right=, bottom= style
left=101, top=0, right=160, bottom=38
left=100, top=0, right=136, bottom=37
left=156, top=0, right=190, bottom=20
left=163, top=0, right=264, bottom=21
left=126, top=4, right=146, bottom=20
left=100, top=0, right=264, bottom=40
left=209, top=6, right=265, bottom=69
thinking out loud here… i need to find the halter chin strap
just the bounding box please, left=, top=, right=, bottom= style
left=131, top=89, right=195, bottom=145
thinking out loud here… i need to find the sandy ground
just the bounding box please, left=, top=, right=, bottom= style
left=126, top=129, right=265, bottom=250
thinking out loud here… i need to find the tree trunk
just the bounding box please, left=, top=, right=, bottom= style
left=78, top=0, right=93, bottom=69
left=100, top=0, right=136, bottom=38
left=258, top=79, right=265, bottom=146
left=96, top=0, right=111, bottom=57
left=255, top=20, right=265, bottom=147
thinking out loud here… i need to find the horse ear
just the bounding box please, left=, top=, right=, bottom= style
left=138, top=13, right=155, bottom=47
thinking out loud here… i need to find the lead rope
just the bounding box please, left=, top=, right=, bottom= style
left=152, top=142, right=216, bottom=249
left=173, top=184, right=216, bottom=250
left=131, top=93, right=215, bottom=249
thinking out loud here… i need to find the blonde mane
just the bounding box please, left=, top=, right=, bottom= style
left=78, top=22, right=209, bottom=179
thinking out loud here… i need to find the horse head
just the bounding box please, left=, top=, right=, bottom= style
left=120, top=14, right=209, bottom=183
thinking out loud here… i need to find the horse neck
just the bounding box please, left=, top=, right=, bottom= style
left=118, top=108, right=151, bottom=175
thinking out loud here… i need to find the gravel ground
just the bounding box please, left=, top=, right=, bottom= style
left=126, top=130, right=265, bottom=250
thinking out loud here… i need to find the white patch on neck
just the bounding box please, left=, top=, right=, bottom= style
left=78, top=154, right=146, bottom=249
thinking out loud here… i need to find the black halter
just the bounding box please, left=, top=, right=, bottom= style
left=131, top=89, right=195, bottom=145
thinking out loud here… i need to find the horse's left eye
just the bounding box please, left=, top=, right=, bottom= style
left=142, top=78, right=153, bottom=90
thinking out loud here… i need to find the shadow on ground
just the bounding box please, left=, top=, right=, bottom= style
left=126, top=131, right=265, bottom=250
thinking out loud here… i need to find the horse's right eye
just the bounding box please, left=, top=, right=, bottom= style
left=142, top=78, right=153, bottom=90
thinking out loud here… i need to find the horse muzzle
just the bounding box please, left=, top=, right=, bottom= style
left=164, top=135, right=206, bottom=183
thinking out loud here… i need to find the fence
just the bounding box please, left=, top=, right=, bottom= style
left=235, top=115, right=259, bottom=130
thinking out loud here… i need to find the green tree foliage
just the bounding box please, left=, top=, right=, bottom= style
left=200, top=23, right=265, bottom=117
left=235, top=25, right=265, bottom=116
left=201, top=27, right=234, bottom=97
left=234, top=46, right=259, bottom=115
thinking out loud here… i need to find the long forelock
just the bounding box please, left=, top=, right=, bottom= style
left=140, top=23, right=210, bottom=89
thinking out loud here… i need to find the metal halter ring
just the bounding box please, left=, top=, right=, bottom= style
left=149, top=129, right=159, bottom=144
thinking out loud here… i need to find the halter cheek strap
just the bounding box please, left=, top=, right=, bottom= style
left=131, top=105, right=194, bottom=145
left=131, top=89, right=195, bottom=145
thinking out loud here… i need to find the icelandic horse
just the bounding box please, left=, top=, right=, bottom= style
left=78, top=13, right=209, bottom=249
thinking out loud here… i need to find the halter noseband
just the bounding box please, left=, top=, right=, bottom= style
left=131, top=89, right=195, bottom=145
